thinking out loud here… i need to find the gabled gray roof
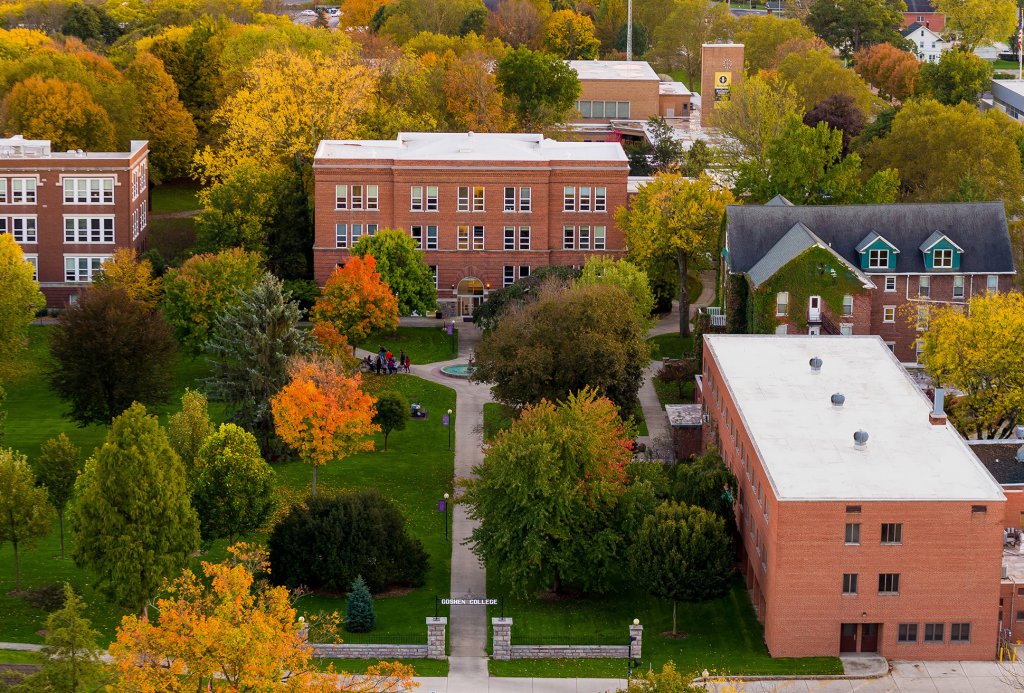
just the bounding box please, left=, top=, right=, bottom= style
left=903, top=0, right=936, bottom=12
left=920, top=230, right=964, bottom=253
left=855, top=230, right=900, bottom=254
left=747, top=222, right=874, bottom=289
left=726, top=202, right=1015, bottom=276
left=765, top=194, right=794, bottom=207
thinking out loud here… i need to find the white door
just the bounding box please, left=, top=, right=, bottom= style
left=665, top=107, right=675, bottom=118
left=808, top=295, right=821, bottom=322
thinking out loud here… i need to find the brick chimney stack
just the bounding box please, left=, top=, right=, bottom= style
left=929, top=387, right=947, bottom=426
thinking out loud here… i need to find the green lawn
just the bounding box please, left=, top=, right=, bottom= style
left=147, top=216, right=197, bottom=265
left=483, top=402, right=516, bottom=443
left=150, top=180, right=201, bottom=214
left=653, top=378, right=695, bottom=408
left=487, top=579, right=841, bottom=678
left=317, top=658, right=448, bottom=677
left=647, top=334, right=695, bottom=361
left=359, top=326, right=459, bottom=364
left=0, top=650, right=43, bottom=665
left=994, top=59, right=1020, bottom=71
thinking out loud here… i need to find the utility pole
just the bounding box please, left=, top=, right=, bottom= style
left=626, top=0, right=633, bottom=61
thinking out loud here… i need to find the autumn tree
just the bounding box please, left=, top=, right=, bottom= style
left=0, top=232, right=45, bottom=361
left=463, top=388, right=658, bottom=595
left=543, top=10, right=600, bottom=59
left=853, top=43, right=920, bottom=103
left=166, top=388, right=214, bottom=474
left=577, top=256, right=655, bottom=327
left=0, top=75, right=116, bottom=151
left=777, top=47, right=879, bottom=115
left=440, top=51, right=515, bottom=132
left=710, top=72, right=803, bottom=175
left=617, top=174, right=733, bottom=336
left=310, top=255, right=399, bottom=346
left=72, top=403, right=199, bottom=613
left=161, top=248, right=263, bottom=354
left=50, top=287, right=176, bottom=426
left=94, top=247, right=161, bottom=310
left=489, top=0, right=546, bottom=48
left=935, top=0, right=1017, bottom=51
left=496, top=47, right=581, bottom=131
left=920, top=293, right=1024, bottom=439
left=733, top=14, right=814, bottom=72
left=33, top=433, right=81, bottom=560
left=110, top=548, right=416, bottom=692
left=805, top=0, right=907, bottom=58
left=919, top=49, right=991, bottom=105
left=472, top=264, right=581, bottom=330
left=803, top=93, right=866, bottom=153
left=0, top=448, right=53, bottom=590
left=204, top=273, right=313, bottom=458
left=473, top=282, right=649, bottom=412
left=632, top=501, right=732, bottom=634
left=352, top=229, right=437, bottom=317
left=271, top=355, right=379, bottom=496
left=649, top=0, right=732, bottom=88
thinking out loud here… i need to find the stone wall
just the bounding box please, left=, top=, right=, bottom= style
left=311, top=644, right=428, bottom=659
left=510, top=645, right=629, bottom=659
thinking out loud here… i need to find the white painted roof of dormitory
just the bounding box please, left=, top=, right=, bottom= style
left=567, top=59, right=660, bottom=81
left=0, top=135, right=146, bottom=159
left=314, top=132, right=628, bottom=163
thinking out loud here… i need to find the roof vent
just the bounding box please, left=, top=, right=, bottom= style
left=831, top=393, right=845, bottom=408
left=929, top=387, right=947, bottom=426
left=809, top=356, right=822, bottom=374
left=853, top=430, right=869, bottom=451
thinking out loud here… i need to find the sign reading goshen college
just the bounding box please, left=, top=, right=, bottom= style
left=441, top=597, right=498, bottom=606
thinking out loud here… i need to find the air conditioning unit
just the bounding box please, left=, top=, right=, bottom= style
left=1003, top=565, right=1009, bottom=580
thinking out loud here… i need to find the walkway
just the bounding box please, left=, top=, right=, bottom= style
left=648, top=270, right=717, bottom=338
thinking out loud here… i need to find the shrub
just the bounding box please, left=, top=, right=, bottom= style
left=267, top=489, right=428, bottom=594
left=345, top=575, right=375, bottom=633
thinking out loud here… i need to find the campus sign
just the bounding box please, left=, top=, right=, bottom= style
left=441, top=597, right=498, bottom=606
left=714, top=71, right=732, bottom=102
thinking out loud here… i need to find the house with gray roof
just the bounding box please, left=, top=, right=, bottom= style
left=723, top=199, right=1016, bottom=362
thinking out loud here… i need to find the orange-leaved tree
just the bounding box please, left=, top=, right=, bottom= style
left=271, top=355, right=379, bottom=496
left=310, top=255, right=398, bottom=346
left=109, top=544, right=416, bottom=692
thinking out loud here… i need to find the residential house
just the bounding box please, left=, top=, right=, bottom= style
left=901, top=0, right=945, bottom=32
left=902, top=22, right=951, bottom=63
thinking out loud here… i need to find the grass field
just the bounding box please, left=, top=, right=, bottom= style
left=147, top=216, right=197, bottom=264
left=482, top=402, right=516, bottom=443
left=150, top=180, right=201, bottom=215
left=647, top=334, right=695, bottom=361
left=359, top=325, right=459, bottom=364
left=0, top=650, right=43, bottom=665
left=317, top=658, right=448, bottom=676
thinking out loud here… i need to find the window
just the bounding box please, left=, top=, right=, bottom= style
left=411, top=225, right=423, bottom=249
left=503, top=226, right=515, bottom=250
left=11, top=216, right=37, bottom=243
left=350, top=223, right=363, bottom=244
left=885, top=275, right=896, bottom=292
left=457, top=225, right=469, bottom=250
left=972, top=504, right=987, bottom=514
left=472, top=225, right=484, bottom=250
left=426, top=186, right=438, bottom=211
left=577, top=100, right=630, bottom=119
left=579, top=186, right=591, bottom=212
left=519, top=187, right=531, bottom=212
left=594, top=226, right=606, bottom=250
left=11, top=178, right=36, bottom=203
left=924, top=623, right=943, bottom=642
left=504, top=187, right=515, bottom=211
left=64, top=178, right=114, bottom=204
left=950, top=623, right=970, bottom=642
left=883, top=306, right=896, bottom=323
left=23, top=254, right=37, bottom=281
left=846, top=505, right=861, bottom=514
left=881, top=523, right=903, bottom=544
left=503, top=265, right=515, bottom=287
left=842, top=573, right=858, bottom=595
left=0, top=179, right=6, bottom=203
left=988, top=274, right=999, bottom=292
left=595, top=187, right=607, bottom=212
left=411, top=186, right=424, bottom=211
left=845, top=522, right=860, bottom=545
left=878, top=573, right=900, bottom=594
left=933, top=248, right=953, bottom=268
left=351, top=185, right=364, bottom=210
left=519, top=226, right=531, bottom=250
left=953, top=275, right=964, bottom=299
left=335, top=224, right=348, bottom=248
left=898, top=624, right=918, bottom=643
left=430, top=265, right=438, bottom=289
left=918, top=275, right=930, bottom=298
left=842, top=294, right=853, bottom=316
left=426, top=225, right=437, bottom=250
left=776, top=292, right=789, bottom=316
left=917, top=306, right=929, bottom=331
left=519, top=265, right=530, bottom=279
left=578, top=225, right=590, bottom=250
left=365, top=223, right=377, bottom=237
left=64, top=255, right=110, bottom=282
left=578, top=100, right=592, bottom=117
left=774, top=324, right=788, bottom=334
left=868, top=249, right=889, bottom=268
left=840, top=324, right=853, bottom=336
left=563, top=225, right=574, bottom=250
left=458, top=187, right=470, bottom=212
left=472, top=186, right=485, bottom=212
left=335, top=185, right=348, bottom=210
left=563, top=186, right=575, bottom=211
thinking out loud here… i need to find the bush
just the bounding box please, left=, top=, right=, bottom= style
left=267, top=489, right=428, bottom=594
left=345, top=575, right=375, bottom=633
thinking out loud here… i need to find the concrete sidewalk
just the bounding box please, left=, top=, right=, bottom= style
left=406, top=675, right=626, bottom=692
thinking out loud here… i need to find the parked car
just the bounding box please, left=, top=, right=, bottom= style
left=300, top=9, right=316, bottom=15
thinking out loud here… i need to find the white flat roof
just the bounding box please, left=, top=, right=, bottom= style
left=705, top=335, right=1005, bottom=502
left=659, top=81, right=691, bottom=96
left=0, top=136, right=146, bottom=160
left=567, top=60, right=659, bottom=81
left=315, top=132, right=627, bottom=163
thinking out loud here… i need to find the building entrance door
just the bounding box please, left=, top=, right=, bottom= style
left=808, top=295, right=821, bottom=322
left=860, top=624, right=879, bottom=652
left=839, top=624, right=857, bottom=652
left=456, top=277, right=484, bottom=318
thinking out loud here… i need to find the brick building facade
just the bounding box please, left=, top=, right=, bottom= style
left=312, top=132, right=629, bottom=318
left=901, top=0, right=944, bottom=31
left=700, top=43, right=745, bottom=128
left=723, top=199, right=1016, bottom=362
left=0, top=135, right=149, bottom=307
left=696, top=335, right=1005, bottom=660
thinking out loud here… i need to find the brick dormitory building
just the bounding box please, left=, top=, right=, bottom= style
left=312, top=132, right=629, bottom=318
left=0, top=135, right=150, bottom=307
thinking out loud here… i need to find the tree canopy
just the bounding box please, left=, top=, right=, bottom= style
left=919, top=49, right=991, bottom=105
left=33, top=433, right=81, bottom=560
left=853, top=43, right=920, bottom=103
left=0, top=233, right=44, bottom=362
left=577, top=256, right=655, bottom=327
left=0, top=448, right=53, bottom=591
left=495, top=47, right=581, bottom=131
left=352, top=229, right=437, bottom=317
left=310, top=255, right=399, bottom=345
left=543, top=9, right=600, bottom=59
left=733, top=14, right=814, bottom=73
left=805, top=0, right=907, bottom=59
left=935, top=0, right=1017, bottom=51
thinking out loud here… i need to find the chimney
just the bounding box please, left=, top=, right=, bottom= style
left=929, top=387, right=947, bottom=426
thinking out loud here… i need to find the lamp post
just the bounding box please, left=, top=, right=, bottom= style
left=443, top=492, right=450, bottom=541
left=701, top=668, right=710, bottom=691
left=450, top=320, right=456, bottom=357
left=447, top=408, right=453, bottom=451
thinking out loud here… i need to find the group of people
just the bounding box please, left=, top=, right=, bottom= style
left=363, top=346, right=411, bottom=375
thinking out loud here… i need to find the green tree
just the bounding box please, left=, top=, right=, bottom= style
left=777, top=47, right=879, bottom=115
left=372, top=390, right=410, bottom=452
left=496, top=47, right=581, bottom=131
left=472, top=265, right=581, bottom=330
left=935, top=0, right=1017, bottom=51
left=632, top=501, right=732, bottom=634
left=667, top=447, right=738, bottom=521
left=33, top=433, right=81, bottom=560
left=920, top=49, right=992, bottom=105
left=204, top=273, right=314, bottom=458
left=161, top=248, right=263, bottom=354
left=805, top=0, right=907, bottom=58
left=617, top=174, right=733, bottom=337
left=352, top=229, right=438, bottom=317
left=473, top=282, right=649, bottom=413
left=0, top=233, right=45, bottom=361
left=627, top=115, right=686, bottom=176
left=0, top=448, right=53, bottom=590
left=649, top=0, right=733, bottom=88
left=61, top=3, right=103, bottom=42
left=345, top=575, right=376, bottom=633
left=192, top=423, right=275, bottom=544
left=733, top=14, right=814, bottom=72
left=577, top=256, right=655, bottom=327
left=71, top=403, right=200, bottom=613
left=166, top=388, right=214, bottom=475
left=49, top=287, right=177, bottom=426
left=543, top=10, right=601, bottom=59
left=0, top=75, right=116, bottom=151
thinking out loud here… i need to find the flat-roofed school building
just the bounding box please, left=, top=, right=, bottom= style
left=697, top=334, right=1005, bottom=660
left=312, top=132, right=629, bottom=318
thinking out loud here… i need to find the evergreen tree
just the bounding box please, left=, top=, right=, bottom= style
left=71, top=403, right=199, bottom=613
left=204, top=273, right=313, bottom=458
left=345, top=575, right=376, bottom=633
left=0, top=448, right=53, bottom=590
left=166, top=388, right=214, bottom=476
left=372, top=390, right=409, bottom=451
left=33, top=433, right=82, bottom=560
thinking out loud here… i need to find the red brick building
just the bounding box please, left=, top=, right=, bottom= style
left=901, top=0, right=945, bottom=32
left=0, top=135, right=149, bottom=307
left=723, top=199, right=1016, bottom=362
left=697, top=334, right=1006, bottom=660
left=312, top=132, right=629, bottom=318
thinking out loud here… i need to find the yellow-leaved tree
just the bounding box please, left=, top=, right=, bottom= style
left=94, top=248, right=161, bottom=311
left=0, top=232, right=45, bottom=362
